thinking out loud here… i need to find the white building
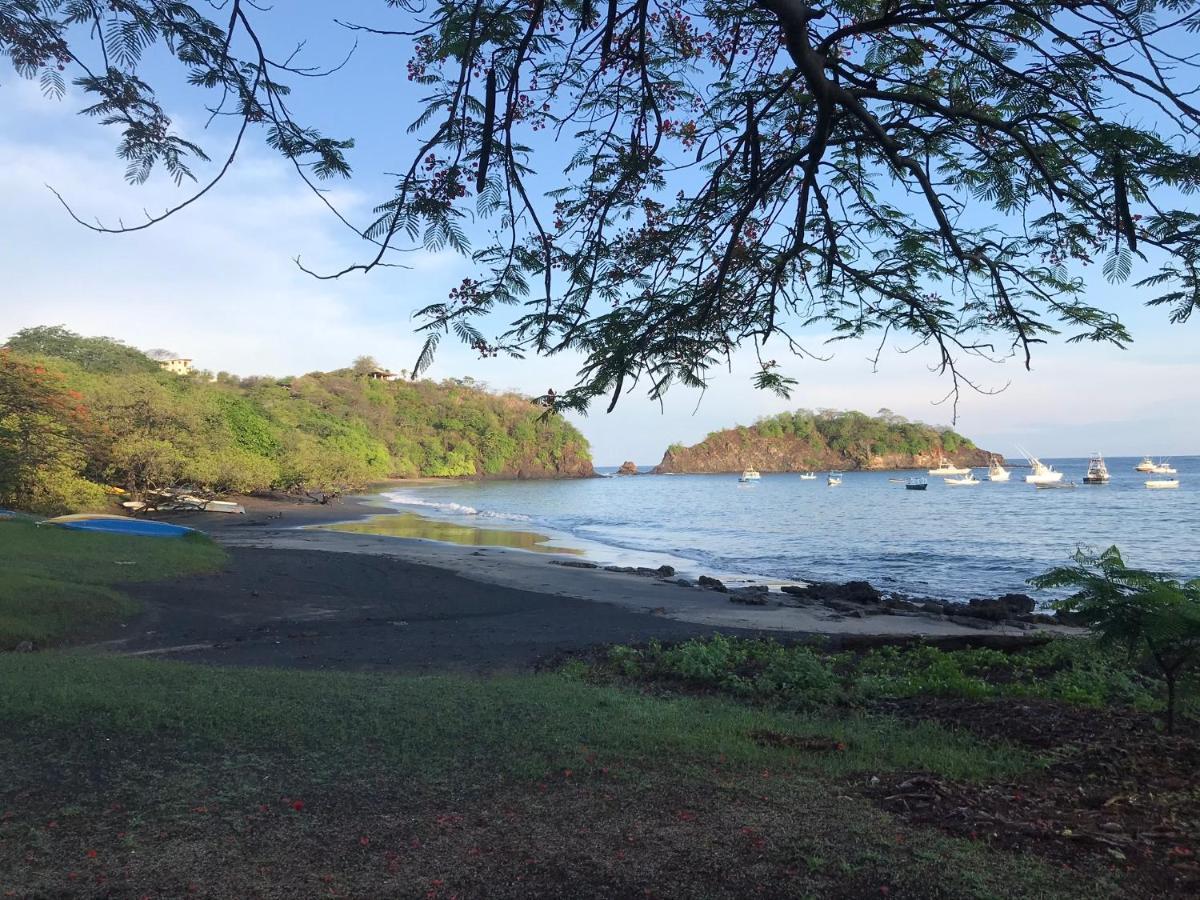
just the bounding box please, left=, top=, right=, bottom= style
left=159, top=358, right=193, bottom=376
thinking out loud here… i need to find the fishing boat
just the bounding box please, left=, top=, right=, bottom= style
left=799, top=472, right=817, bottom=480
left=1021, top=452, right=1064, bottom=484
left=40, top=514, right=197, bottom=537
left=928, top=457, right=971, bottom=476
left=827, top=471, right=843, bottom=486
left=1150, top=461, right=1177, bottom=475
left=985, top=456, right=1011, bottom=482
left=944, top=473, right=981, bottom=486
left=905, top=477, right=928, bottom=491
left=1036, top=480, right=1078, bottom=490
left=1083, top=453, right=1110, bottom=484
left=738, top=468, right=761, bottom=483
left=1145, top=478, right=1180, bottom=490
left=1135, top=457, right=1157, bottom=472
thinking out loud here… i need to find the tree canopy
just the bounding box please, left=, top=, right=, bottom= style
left=1, top=329, right=593, bottom=513
left=4, top=1, right=1199, bottom=411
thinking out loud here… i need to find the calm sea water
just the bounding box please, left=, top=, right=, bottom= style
left=370, top=456, right=1199, bottom=599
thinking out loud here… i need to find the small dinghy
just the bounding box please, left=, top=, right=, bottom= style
left=1145, top=479, right=1180, bottom=490
left=799, top=472, right=817, bottom=480
left=827, top=471, right=843, bottom=486
left=41, top=514, right=197, bottom=537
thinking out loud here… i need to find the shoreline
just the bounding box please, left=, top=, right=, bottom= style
left=165, top=493, right=1077, bottom=640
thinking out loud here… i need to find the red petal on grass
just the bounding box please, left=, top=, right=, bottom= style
left=292, top=800, right=305, bottom=812
left=359, top=836, right=370, bottom=847
left=85, top=850, right=98, bottom=859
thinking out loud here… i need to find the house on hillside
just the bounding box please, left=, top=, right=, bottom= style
left=363, top=368, right=400, bottom=381
left=159, top=358, right=193, bottom=376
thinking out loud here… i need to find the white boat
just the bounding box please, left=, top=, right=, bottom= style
left=928, top=457, right=971, bottom=476
left=827, top=471, right=843, bottom=486
left=985, top=456, right=1010, bottom=482
left=738, top=468, right=761, bottom=483
left=1150, top=461, right=1177, bottom=475
left=1036, top=480, right=1078, bottom=490
left=1022, top=452, right=1064, bottom=484
left=1135, top=457, right=1157, bottom=473
left=944, top=473, right=981, bottom=486
left=1145, top=479, right=1180, bottom=490
left=1083, top=453, right=1110, bottom=484
left=799, top=472, right=817, bottom=480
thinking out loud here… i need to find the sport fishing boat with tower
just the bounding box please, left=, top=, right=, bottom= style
left=1083, top=453, right=1111, bottom=484
left=985, top=456, right=1011, bottom=481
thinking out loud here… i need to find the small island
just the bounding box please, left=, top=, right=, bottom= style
left=654, top=409, right=994, bottom=473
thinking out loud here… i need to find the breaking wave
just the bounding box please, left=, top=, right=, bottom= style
left=380, top=492, right=533, bottom=522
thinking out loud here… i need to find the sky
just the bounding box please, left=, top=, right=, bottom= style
left=0, top=4, right=1196, bottom=465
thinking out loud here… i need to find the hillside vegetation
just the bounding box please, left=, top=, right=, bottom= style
left=656, top=409, right=990, bottom=473
left=0, top=327, right=592, bottom=514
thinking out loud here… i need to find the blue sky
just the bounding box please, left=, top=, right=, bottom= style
left=0, top=3, right=1196, bottom=464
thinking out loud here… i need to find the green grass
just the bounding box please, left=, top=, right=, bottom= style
left=0, top=655, right=1096, bottom=899
left=603, top=634, right=1183, bottom=717
left=0, top=519, right=226, bottom=649
left=0, top=654, right=1031, bottom=783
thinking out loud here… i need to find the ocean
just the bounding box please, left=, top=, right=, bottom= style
left=365, top=456, right=1199, bottom=600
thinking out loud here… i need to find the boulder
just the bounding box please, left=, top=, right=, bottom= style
left=550, top=560, right=599, bottom=569
left=698, top=575, right=728, bottom=593
left=729, top=588, right=770, bottom=606
left=781, top=580, right=882, bottom=605
left=961, top=593, right=1036, bottom=621
left=616, top=460, right=639, bottom=475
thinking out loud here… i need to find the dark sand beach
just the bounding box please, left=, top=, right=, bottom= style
left=92, top=492, right=1073, bottom=671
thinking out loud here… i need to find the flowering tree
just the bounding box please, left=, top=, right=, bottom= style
left=3, top=1, right=1199, bottom=410
left=0, top=349, right=91, bottom=509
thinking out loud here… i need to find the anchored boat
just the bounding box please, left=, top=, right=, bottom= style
left=827, top=471, right=843, bottom=486
left=986, top=456, right=1011, bottom=482
left=944, top=472, right=981, bottom=486
left=1145, top=478, right=1180, bottom=490
left=1083, top=453, right=1111, bottom=484
left=738, top=468, right=761, bottom=483
left=1135, top=457, right=1158, bottom=472
left=799, top=472, right=817, bottom=480
left=905, top=477, right=929, bottom=491
left=1021, top=451, right=1064, bottom=485
left=928, top=457, right=971, bottom=476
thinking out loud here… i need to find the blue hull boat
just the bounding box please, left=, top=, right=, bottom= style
left=42, top=514, right=197, bottom=537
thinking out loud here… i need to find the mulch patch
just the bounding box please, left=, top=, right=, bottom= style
left=865, top=696, right=1200, bottom=897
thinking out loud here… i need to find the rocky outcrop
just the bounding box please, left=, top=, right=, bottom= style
left=616, top=461, right=639, bottom=475
left=653, top=411, right=994, bottom=473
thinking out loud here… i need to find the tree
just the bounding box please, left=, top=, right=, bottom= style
left=4, top=326, right=158, bottom=374
left=352, top=355, right=382, bottom=375
left=5, top=4, right=1199, bottom=411
left=1032, top=546, right=1200, bottom=734
left=0, top=349, right=97, bottom=512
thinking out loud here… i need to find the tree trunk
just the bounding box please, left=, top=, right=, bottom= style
left=1165, top=671, right=1177, bottom=735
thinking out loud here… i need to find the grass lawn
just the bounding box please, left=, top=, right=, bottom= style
left=0, top=654, right=1101, bottom=899
left=0, top=518, right=226, bottom=650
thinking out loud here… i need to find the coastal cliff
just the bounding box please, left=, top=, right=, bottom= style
left=655, top=410, right=994, bottom=473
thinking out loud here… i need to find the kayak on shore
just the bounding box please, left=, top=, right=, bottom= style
left=40, top=514, right=198, bottom=538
